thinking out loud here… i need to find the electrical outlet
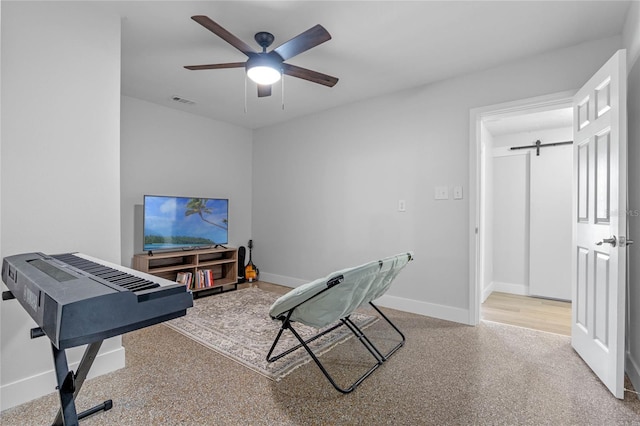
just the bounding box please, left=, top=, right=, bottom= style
left=398, top=200, right=406, bottom=212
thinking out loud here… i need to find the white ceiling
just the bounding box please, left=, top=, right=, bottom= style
left=99, top=1, right=631, bottom=129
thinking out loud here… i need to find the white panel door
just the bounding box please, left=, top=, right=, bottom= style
left=572, top=50, right=627, bottom=399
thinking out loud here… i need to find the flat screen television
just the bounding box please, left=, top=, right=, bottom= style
left=143, top=195, right=228, bottom=252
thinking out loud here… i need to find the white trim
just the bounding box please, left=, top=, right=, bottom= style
left=469, top=90, right=575, bottom=326
left=259, top=272, right=306, bottom=289
left=625, top=351, right=640, bottom=397
left=469, top=109, right=482, bottom=325
left=0, top=346, right=125, bottom=411
left=492, top=281, right=529, bottom=296
left=376, top=294, right=470, bottom=325
left=481, top=280, right=495, bottom=303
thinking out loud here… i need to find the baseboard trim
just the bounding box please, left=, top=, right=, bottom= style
left=0, top=345, right=126, bottom=411
left=261, top=272, right=471, bottom=325
left=481, top=281, right=496, bottom=303
left=259, top=272, right=307, bottom=289
left=626, top=351, right=640, bottom=401
left=493, top=281, right=528, bottom=296
left=376, top=293, right=471, bottom=325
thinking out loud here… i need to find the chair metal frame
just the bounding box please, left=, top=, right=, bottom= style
left=266, top=275, right=405, bottom=394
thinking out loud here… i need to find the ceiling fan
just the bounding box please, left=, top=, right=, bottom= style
left=184, top=15, right=339, bottom=97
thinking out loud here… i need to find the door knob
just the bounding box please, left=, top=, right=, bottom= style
left=596, top=236, right=617, bottom=247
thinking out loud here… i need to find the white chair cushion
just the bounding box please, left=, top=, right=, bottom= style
left=269, top=252, right=413, bottom=328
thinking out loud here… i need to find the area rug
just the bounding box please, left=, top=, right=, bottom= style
left=164, top=287, right=379, bottom=381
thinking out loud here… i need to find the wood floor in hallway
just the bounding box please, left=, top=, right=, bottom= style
left=481, top=291, right=571, bottom=336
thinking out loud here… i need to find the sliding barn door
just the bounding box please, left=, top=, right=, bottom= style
left=572, top=49, right=628, bottom=399
left=529, top=143, right=573, bottom=300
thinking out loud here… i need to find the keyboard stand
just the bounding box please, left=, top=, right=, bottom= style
left=46, top=335, right=113, bottom=425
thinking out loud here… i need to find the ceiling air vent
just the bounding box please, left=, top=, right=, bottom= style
left=170, top=96, right=196, bottom=105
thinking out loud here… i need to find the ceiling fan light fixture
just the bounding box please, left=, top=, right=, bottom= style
left=247, top=65, right=281, bottom=85
left=246, top=55, right=282, bottom=85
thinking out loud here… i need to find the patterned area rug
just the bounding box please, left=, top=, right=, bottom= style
left=164, top=287, right=378, bottom=381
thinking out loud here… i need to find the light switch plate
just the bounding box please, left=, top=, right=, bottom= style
left=435, top=186, right=449, bottom=200
left=453, top=185, right=463, bottom=200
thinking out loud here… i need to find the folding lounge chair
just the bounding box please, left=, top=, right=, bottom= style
left=266, top=252, right=413, bottom=393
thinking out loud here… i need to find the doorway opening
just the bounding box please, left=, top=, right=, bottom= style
left=469, top=49, right=629, bottom=400
left=469, top=91, right=575, bottom=334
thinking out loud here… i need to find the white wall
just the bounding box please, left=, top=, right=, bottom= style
left=0, top=2, right=123, bottom=410
left=253, top=36, right=621, bottom=324
left=624, top=0, right=640, bottom=400
left=491, top=152, right=529, bottom=294
left=623, top=0, right=640, bottom=70
left=120, top=97, right=253, bottom=267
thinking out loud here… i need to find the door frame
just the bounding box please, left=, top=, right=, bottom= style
left=468, top=90, right=575, bottom=325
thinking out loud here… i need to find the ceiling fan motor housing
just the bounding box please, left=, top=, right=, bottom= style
left=254, top=31, right=275, bottom=51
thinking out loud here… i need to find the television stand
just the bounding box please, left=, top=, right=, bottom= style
left=133, top=247, right=238, bottom=297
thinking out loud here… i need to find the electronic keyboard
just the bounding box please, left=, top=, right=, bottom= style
left=2, top=251, right=194, bottom=425
left=2, top=252, right=193, bottom=350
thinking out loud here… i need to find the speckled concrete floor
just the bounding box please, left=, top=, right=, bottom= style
left=2, top=286, right=640, bottom=425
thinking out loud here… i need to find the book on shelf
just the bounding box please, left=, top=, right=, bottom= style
left=206, top=269, right=214, bottom=287
left=196, top=269, right=215, bottom=288
left=176, top=271, right=193, bottom=289
left=198, top=270, right=204, bottom=289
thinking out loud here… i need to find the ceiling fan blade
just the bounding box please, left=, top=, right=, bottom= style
left=184, top=62, right=246, bottom=70
left=191, top=15, right=256, bottom=57
left=257, top=84, right=272, bottom=97
left=273, top=24, right=331, bottom=61
left=282, top=63, right=338, bottom=87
